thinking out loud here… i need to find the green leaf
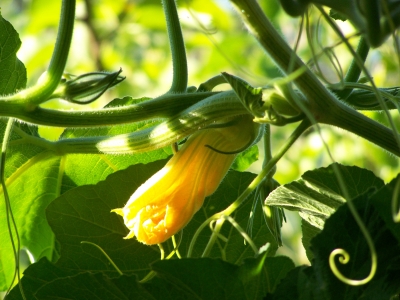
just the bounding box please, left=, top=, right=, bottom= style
left=5, top=258, right=74, bottom=300
left=150, top=255, right=294, bottom=300
left=265, top=266, right=313, bottom=300
left=271, top=178, right=400, bottom=299
left=46, top=160, right=168, bottom=278
left=178, top=170, right=279, bottom=263
left=105, top=96, right=152, bottom=107
left=0, top=152, right=62, bottom=290
left=9, top=255, right=294, bottom=299
left=265, top=163, right=384, bottom=260
left=262, top=256, right=295, bottom=293
left=309, top=182, right=400, bottom=299
left=329, top=9, right=348, bottom=22
left=238, top=255, right=295, bottom=297
left=151, top=258, right=246, bottom=300
left=46, top=164, right=278, bottom=280
left=0, top=12, right=27, bottom=94
left=0, top=120, right=171, bottom=291
left=34, top=273, right=149, bottom=300
left=231, top=145, right=258, bottom=172
left=222, top=72, right=264, bottom=118
left=7, top=257, right=160, bottom=300
left=301, top=219, right=320, bottom=261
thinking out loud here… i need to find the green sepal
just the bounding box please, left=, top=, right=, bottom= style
left=222, top=72, right=264, bottom=117
left=50, top=69, right=125, bottom=104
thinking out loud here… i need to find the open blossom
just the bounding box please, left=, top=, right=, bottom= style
left=112, top=115, right=260, bottom=245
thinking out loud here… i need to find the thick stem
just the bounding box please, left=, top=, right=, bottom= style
left=1, top=0, right=75, bottom=107
left=0, top=92, right=217, bottom=127
left=162, top=0, right=188, bottom=93
left=322, top=103, right=400, bottom=156
left=51, top=91, right=249, bottom=154
left=230, top=0, right=400, bottom=156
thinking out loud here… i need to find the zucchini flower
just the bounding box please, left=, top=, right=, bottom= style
left=112, top=115, right=261, bottom=245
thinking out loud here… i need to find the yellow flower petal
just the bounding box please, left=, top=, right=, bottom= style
left=112, top=115, right=260, bottom=245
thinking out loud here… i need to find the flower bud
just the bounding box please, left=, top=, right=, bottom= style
left=112, top=115, right=261, bottom=245
left=262, top=89, right=301, bottom=117
left=51, top=69, right=125, bottom=104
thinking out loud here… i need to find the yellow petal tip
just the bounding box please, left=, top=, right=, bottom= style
left=123, top=230, right=136, bottom=240
left=111, top=208, right=124, bottom=216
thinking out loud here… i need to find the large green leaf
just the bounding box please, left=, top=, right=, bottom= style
left=265, top=163, right=385, bottom=260
left=0, top=12, right=28, bottom=291
left=0, top=154, right=61, bottom=288
left=35, top=273, right=147, bottom=300
left=7, top=163, right=285, bottom=298
left=7, top=258, right=152, bottom=300
left=8, top=255, right=295, bottom=300
left=45, top=163, right=277, bottom=279
left=147, top=255, right=293, bottom=299
left=238, top=255, right=295, bottom=297
left=46, top=160, right=167, bottom=277
left=151, top=258, right=247, bottom=299
left=5, top=258, right=74, bottom=300
left=265, top=266, right=312, bottom=300
left=269, top=177, right=400, bottom=299
left=310, top=188, right=400, bottom=299
left=177, top=170, right=278, bottom=263
left=0, top=120, right=171, bottom=291
left=0, top=12, right=26, bottom=95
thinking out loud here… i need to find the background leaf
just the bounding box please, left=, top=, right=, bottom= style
left=46, top=163, right=278, bottom=277
left=238, top=255, right=295, bottom=297
left=310, top=181, right=400, bottom=299
left=178, top=170, right=278, bottom=263
left=151, top=258, right=246, bottom=300
left=0, top=120, right=171, bottom=290
left=0, top=12, right=26, bottom=95
left=5, top=258, right=74, bottom=300
left=34, top=273, right=148, bottom=300
left=9, top=255, right=295, bottom=300
left=269, top=178, right=400, bottom=299
left=265, top=266, right=312, bottom=300
left=46, top=160, right=167, bottom=278
left=231, top=145, right=259, bottom=172
left=265, top=163, right=385, bottom=260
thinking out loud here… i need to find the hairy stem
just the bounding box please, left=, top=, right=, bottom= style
left=0, top=92, right=217, bottom=127
left=51, top=91, right=249, bottom=154
left=230, top=0, right=400, bottom=156
left=1, top=0, right=75, bottom=107
left=162, top=0, right=188, bottom=93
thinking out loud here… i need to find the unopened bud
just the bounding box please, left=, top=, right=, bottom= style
left=51, top=69, right=125, bottom=104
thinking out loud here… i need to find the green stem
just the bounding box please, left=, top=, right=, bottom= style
left=334, top=36, right=369, bottom=100
left=324, top=104, right=400, bottom=156
left=162, top=0, right=188, bottom=93
left=1, top=0, right=75, bottom=107
left=0, top=92, right=217, bottom=127
left=330, top=84, right=400, bottom=110
left=188, top=119, right=310, bottom=257
left=1, top=119, right=26, bottom=300
left=80, top=241, right=123, bottom=276
left=317, top=7, right=400, bottom=153
left=229, top=0, right=400, bottom=157
left=393, top=177, right=400, bottom=223
left=51, top=91, right=248, bottom=154
left=263, top=125, right=273, bottom=170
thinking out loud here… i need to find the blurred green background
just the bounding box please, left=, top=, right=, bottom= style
left=1, top=0, right=399, bottom=267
